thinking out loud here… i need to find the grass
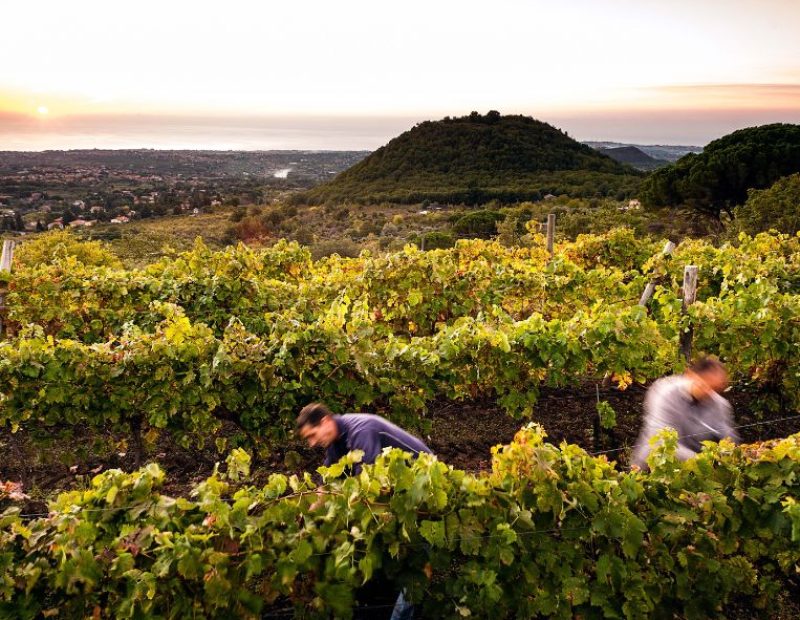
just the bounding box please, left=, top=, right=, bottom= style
left=78, top=208, right=236, bottom=266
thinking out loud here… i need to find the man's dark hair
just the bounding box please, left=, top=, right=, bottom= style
left=688, top=355, right=725, bottom=375
left=297, top=402, right=333, bottom=429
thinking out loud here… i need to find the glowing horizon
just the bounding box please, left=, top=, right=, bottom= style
left=2, top=0, right=799, bottom=149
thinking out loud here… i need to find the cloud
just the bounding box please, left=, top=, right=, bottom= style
left=642, top=83, right=800, bottom=109
left=1, top=97, right=799, bottom=151
left=0, top=112, right=419, bottom=150
left=0, top=111, right=39, bottom=130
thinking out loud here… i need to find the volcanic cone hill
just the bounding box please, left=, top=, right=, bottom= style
left=300, top=111, right=642, bottom=204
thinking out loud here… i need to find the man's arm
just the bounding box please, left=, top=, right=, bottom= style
left=674, top=441, right=699, bottom=461
left=634, top=416, right=697, bottom=466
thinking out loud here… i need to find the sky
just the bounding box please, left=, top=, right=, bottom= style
left=1, top=0, right=799, bottom=150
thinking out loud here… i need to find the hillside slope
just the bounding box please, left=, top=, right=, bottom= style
left=598, top=146, right=669, bottom=170
left=301, top=112, right=642, bottom=204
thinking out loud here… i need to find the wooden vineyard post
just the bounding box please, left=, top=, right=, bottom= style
left=680, top=265, right=698, bottom=363
left=0, top=240, right=15, bottom=338
left=594, top=383, right=603, bottom=452
left=639, top=240, right=676, bottom=307
left=598, top=240, right=678, bottom=389
left=546, top=213, right=555, bottom=256
left=0, top=240, right=14, bottom=272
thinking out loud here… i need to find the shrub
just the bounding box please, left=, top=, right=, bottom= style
left=452, top=210, right=505, bottom=238
left=229, top=207, right=247, bottom=222
left=14, top=230, right=121, bottom=268
left=732, top=173, right=800, bottom=235
left=421, top=231, right=455, bottom=249
left=311, top=238, right=362, bottom=259
left=232, top=216, right=270, bottom=242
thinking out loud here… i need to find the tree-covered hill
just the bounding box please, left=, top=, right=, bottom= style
left=640, top=123, right=800, bottom=219
left=300, top=111, right=642, bottom=204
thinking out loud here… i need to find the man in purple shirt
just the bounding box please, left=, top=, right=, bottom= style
left=297, top=402, right=432, bottom=474
left=297, top=402, right=432, bottom=619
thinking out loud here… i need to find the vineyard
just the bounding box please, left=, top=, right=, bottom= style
left=1, top=228, right=800, bottom=617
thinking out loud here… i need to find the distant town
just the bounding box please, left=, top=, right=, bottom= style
left=0, top=150, right=368, bottom=232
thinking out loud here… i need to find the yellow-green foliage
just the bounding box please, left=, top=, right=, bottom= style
left=2, top=427, right=800, bottom=618
left=14, top=230, right=121, bottom=269
left=732, top=173, right=800, bottom=236
left=3, top=231, right=800, bottom=446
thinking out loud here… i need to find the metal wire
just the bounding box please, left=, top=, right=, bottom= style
left=7, top=411, right=800, bottom=521
left=587, top=412, right=800, bottom=457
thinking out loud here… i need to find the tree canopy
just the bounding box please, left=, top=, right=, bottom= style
left=732, top=173, right=800, bottom=235
left=301, top=112, right=641, bottom=205
left=640, top=123, right=800, bottom=219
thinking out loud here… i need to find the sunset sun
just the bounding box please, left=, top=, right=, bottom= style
left=37, top=105, right=49, bottom=115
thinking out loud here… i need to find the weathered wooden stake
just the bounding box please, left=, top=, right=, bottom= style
left=594, top=383, right=602, bottom=451
left=0, top=240, right=15, bottom=272
left=680, top=265, right=698, bottom=362
left=546, top=213, right=555, bottom=256
left=0, top=240, right=15, bottom=338
left=638, top=240, right=676, bottom=307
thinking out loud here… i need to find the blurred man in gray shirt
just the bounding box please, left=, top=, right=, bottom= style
left=632, top=356, right=739, bottom=471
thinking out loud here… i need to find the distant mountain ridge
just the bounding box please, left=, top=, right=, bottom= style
left=300, top=112, right=642, bottom=204
left=583, top=141, right=703, bottom=163
left=596, top=146, right=669, bottom=171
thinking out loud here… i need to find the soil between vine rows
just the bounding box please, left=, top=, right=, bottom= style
left=3, top=382, right=798, bottom=512
left=3, top=382, right=800, bottom=618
